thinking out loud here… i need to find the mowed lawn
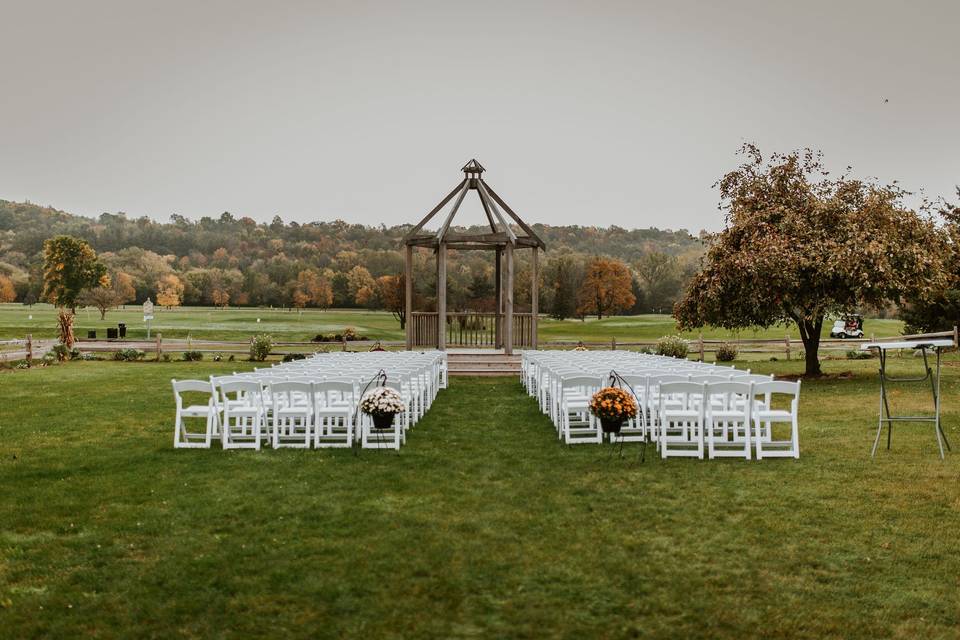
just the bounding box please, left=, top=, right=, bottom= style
left=0, top=304, right=904, bottom=345
left=1, top=358, right=959, bottom=638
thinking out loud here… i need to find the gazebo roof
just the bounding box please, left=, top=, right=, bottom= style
left=403, top=160, right=545, bottom=250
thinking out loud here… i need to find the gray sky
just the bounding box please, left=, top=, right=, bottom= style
left=1, top=0, right=957, bottom=232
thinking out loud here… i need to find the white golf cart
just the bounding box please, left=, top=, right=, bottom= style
left=830, top=314, right=864, bottom=339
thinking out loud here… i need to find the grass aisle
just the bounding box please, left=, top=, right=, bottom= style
left=1, top=361, right=959, bottom=638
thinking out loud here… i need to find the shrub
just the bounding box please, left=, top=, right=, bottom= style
left=78, top=352, right=102, bottom=361
left=250, top=334, right=273, bottom=361
left=846, top=349, right=873, bottom=360
left=161, top=353, right=171, bottom=362
left=48, top=343, right=71, bottom=362
left=113, top=348, right=145, bottom=362
left=656, top=335, right=689, bottom=359
left=212, top=353, right=223, bottom=362
left=282, top=353, right=307, bottom=362
left=715, top=342, right=738, bottom=362
left=182, top=351, right=203, bottom=362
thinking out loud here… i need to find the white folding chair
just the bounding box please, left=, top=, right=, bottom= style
left=218, top=380, right=264, bottom=450
left=753, top=381, right=801, bottom=459
left=269, top=381, right=313, bottom=448
left=658, top=381, right=706, bottom=459
left=314, top=380, right=356, bottom=448
left=559, top=375, right=603, bottom=445
left=171, top=379, right=217, bottom=448
left=705, top=381, right=753, bottom=460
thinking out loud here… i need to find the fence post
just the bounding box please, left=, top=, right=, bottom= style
left=954, top=325, right=958, bottom=347
left=785, top=333, right=791, bottom=360
left=611, top=336, right=616, bottom=351
left=342, top=335, right=348, bottom=352
left=698, top=333, right=705, bottom=362
left=26, top=333, right=32, bottom=367
left=156, top=332, right=162, bottom=361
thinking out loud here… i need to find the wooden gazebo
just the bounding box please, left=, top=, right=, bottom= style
left=403, top=160, right=545, bottom=354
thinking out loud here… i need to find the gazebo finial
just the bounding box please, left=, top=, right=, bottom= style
left=461, top=159, right=485, bottom=176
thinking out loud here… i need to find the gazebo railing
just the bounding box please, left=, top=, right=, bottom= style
left=410, top=312, right=533, bottom=348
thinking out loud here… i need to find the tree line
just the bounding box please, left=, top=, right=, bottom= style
left=0, top=200, right=705, bottom=321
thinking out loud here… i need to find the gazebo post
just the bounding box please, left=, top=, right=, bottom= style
left=531, top=247, right=539, bottom=349
left=504, top=242, right=514, bottom=355
left=404, top=245, right=413, bottom=350
left=494, top=247, right=502, bottom=348
left=437, top=242, right=447, bottom=351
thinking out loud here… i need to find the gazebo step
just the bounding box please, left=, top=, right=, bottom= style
left=447, top=351, right=522, bottom=376
left=448, top=368, right=520, bottom=377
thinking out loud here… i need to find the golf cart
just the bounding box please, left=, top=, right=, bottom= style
left=830, top=313, right=864, bottom=339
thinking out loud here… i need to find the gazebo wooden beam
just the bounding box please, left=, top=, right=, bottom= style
left=476, top=180, right=517, bottom=243
left=405, top=233, right=540, bottom=248
left=482, top=180, right=546, bottom=249
left=436, top=181, right=470, bottom=242
left=403, top=178, right=468, bottom=242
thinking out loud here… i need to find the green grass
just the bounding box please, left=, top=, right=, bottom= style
left=0, top=304, right=904, bottom=346
left=2, top=358, right=959, bottom=638
left=0, top=304, right=405, bottom=342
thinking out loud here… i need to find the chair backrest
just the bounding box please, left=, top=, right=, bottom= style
left=688, top=374, right=732, bottom=384
left=658, top=381, right=706, bottom=405
left=219, top=380, right=263, bottom=397
left=269, top=381, right=313, bottom=395
left=172, top=379, right=212, bottom=394
left=560, top=376, right=602, bottom=392
left=705, top=381, right=752, bottom=397
left=753, top=380, right=800, bottom=398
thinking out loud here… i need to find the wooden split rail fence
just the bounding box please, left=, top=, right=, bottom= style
left=3, top=326, right=957, bottom=363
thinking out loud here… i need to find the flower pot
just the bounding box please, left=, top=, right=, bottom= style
left=372, top=412, right=397, bottom=430
left=600, top=418, right=624, bottom=434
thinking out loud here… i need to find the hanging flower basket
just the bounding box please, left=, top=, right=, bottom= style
left=589, top=387, right=638, bottom=434
left=360, top=387, right=405, bottom=431
left=372, top=412, right=396, bottom=430
left=600, top=418, right=624, bottom=434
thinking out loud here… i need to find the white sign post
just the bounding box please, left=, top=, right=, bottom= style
left=143, top=298, right=155, bottom=339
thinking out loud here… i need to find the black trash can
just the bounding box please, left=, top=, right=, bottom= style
left=87, top=330, right=96, bottom=339
left=118, top=323, right=127, bottom=338
left=106, top=327, right=118, bottom=340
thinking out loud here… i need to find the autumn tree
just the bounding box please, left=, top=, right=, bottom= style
left=212, top=288, right=230, bottom=308
left=0, top=274, right=15, bottom=303
left=346, top=265, right=376, bottom=307
left=79, top=271, right=136, bottom=319
left=901, top=189, right=960, bottom=333
left=675, top=145, right=946, bottom=376
left=576, top=257, right=636, bottom=319
left=42, top=235, right=107, bottom=348
left=546, top=254, right=582, bottom=320
left=42, top=236, right=108, bottom=312
left=634, top=252, right=681, bottom=313
left=293, top=269, right=333, bottom=309
left=377, top=274, right=406, bottom=328
left=156, top=274, right=184, bottom=308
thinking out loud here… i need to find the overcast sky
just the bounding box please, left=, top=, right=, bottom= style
left=1, top=0, right=957, bottom=232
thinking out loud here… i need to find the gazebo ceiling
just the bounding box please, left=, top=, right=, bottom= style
left=403, top=159, right=546, bottom=250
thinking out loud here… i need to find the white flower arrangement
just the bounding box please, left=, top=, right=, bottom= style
left=359, top=387, right=405, bottom=416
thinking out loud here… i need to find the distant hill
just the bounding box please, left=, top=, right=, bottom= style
left=0, top=199, right=704, bottom=314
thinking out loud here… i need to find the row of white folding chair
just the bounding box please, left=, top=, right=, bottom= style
left=658, top=380, right=800, bottom=460
left=175, top=376, right=359, bottom=450
left=533, top=364, right=769, bottom=447
left=198, top=377, right=362, bottom=450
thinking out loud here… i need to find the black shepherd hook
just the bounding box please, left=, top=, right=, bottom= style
left=353, top=369, right=392, bottom=456
left=605, top=369, right=646, bottom=463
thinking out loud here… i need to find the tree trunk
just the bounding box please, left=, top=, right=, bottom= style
left=100, top=308, right=107, bottom=320
left=797, top=316, right=823, bottom=377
